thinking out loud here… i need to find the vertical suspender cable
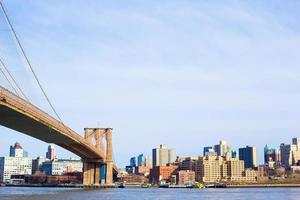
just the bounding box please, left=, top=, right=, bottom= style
left=0, top=64, right=19, bottom=95
left=0, top=57, right=29, bottom=101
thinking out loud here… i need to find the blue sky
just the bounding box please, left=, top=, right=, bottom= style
left=1, top=0, right=300, bottom=166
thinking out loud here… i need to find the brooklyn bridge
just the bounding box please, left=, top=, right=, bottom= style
left=0, top=2, right=118, bottom=186
left=0, top=87, right=118, bottom=186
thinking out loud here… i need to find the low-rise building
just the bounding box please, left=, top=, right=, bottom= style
left=149, top=165, right=178, bottom=184
left=0, top=156, right=32, bottom=183
left=32, top=157, right=49, bottom=174
left=195, top=156, right=257, bottom=183
left=176, top=170, right=195, bottom=185
left=120, top=174, right=148, bottom=183
left=42, top=159, right=82, bottom=175
left=290, top=166, right=300, bottom=174
left=134, top=166, right=150, bottom=176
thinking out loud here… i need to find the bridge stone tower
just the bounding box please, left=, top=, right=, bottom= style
left=83, top=128, right=113, bottom=186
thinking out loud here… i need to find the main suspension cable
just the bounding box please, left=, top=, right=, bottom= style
left=0, top=1, right=64, bottom=124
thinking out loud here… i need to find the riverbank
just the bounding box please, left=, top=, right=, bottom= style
left=2, top=183, right=300, bottom=188
left=1, top=187, right=298, bottom=200
left=227, top=183, right=300, bottom=188
left=3, top=184, right=116, bottom=188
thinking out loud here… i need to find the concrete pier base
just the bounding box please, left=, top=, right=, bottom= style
left=83, top=128, right=115, bottom=186
left=83, top=161, right=100, bottom=186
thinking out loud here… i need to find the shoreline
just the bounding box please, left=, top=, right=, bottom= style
left=226, top=184, right=300, bottom=188
left=2, top=183, right=300, bottom=189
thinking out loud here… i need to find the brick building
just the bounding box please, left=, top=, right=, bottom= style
left=150, top=165, right=178, bottom=184
left=176, top=170, right=195, bottom=185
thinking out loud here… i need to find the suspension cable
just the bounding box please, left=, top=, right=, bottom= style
left=0, top=1, right=64, bottom=124
left=0, top=57, right=29, bottom=101
left=0, top=64, right=19, bottom=95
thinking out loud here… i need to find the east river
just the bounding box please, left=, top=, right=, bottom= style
left=1, top=187, right=300, bottom=200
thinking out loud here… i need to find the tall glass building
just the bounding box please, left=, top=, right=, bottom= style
left=130, top=157, right=136, bottom=167
left=238, top=146, right=257, bottom=169
left=137, top=154, right=145, bottom=166
left=152, top=144, right=174, bottom=167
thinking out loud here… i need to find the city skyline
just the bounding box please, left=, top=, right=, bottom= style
left=1, top=137, right=298, bottom=167
left=1, top=1, right=300, bottom=167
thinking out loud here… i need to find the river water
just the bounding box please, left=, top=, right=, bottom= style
left=0, top=187, right=300, bottom=200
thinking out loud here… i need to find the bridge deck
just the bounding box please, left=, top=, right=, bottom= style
left=0, top=86, right=105, bottom=162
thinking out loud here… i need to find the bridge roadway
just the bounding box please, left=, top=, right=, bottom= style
left=0, top=86, right=117, bottom=185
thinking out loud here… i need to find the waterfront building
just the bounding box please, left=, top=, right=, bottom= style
left=9, top=142, right=28, bottom=158
left=46, top=145, right=55, bottom=160
left=242, top=169, right=257, bottom=182
left=0, top=156, right=32, bottom=183
left=257, top=165, right=267, bottom=179
left=227, top=158, right=244, bottom=178
left=227, top=159, right=256, bottom=181
left=45, top=172, right=82, bottom=184
left=290, top=166, right=300, bottom=174
left=176, top=170, right=195, bottom=185
left=195, top=156, right=224, bottom=182
left=152, top=144, right=175, bottom=167
left=32, top=157, right=48, bottom=174
left=116, top=168, right=129, bottom=179
left=195, top=155, right=257, bottom=183
left=214, top=141, right=232, bottom=157
left=42, top=159, right=82, bottom=175
left=238, top=146, right=257, bottom=168
left=149, top=165, right=178, bottom=184
left=137, top=154, right=145, bottom=166
left=130, top=157, right=137, bottom=167
left=120, top=174, right=148, bottom=183
left=0, top=142, right=32, bottom=183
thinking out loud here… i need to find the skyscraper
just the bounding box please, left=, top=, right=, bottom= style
left=280, top=138, right=300, bottom=168
left=231, top=150, right=237, bottom=158
left=152, top=144, right=174, bottom=167
left=238, top=146, right=257, bottom=169
left=203, top=146, right=213, bottom=156
left=130, top=157, right=136, bottom=167
left=9, top=142, right=28, bottom=158
left=292, top=138, right=300, bottom=148
left=214, top=141, right=232, bottom=157
left=145, top=155, right=152, bottom=168
left=137, top=154, right=145, bottom=166
left=46, top=144, right=55, bottom=160
left=264, top=145, right=278, bottom=164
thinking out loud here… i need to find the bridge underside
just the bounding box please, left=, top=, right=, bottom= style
left=0, top=100, right=118, bottom=185
left=0, top=104, right=103, bottom=161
